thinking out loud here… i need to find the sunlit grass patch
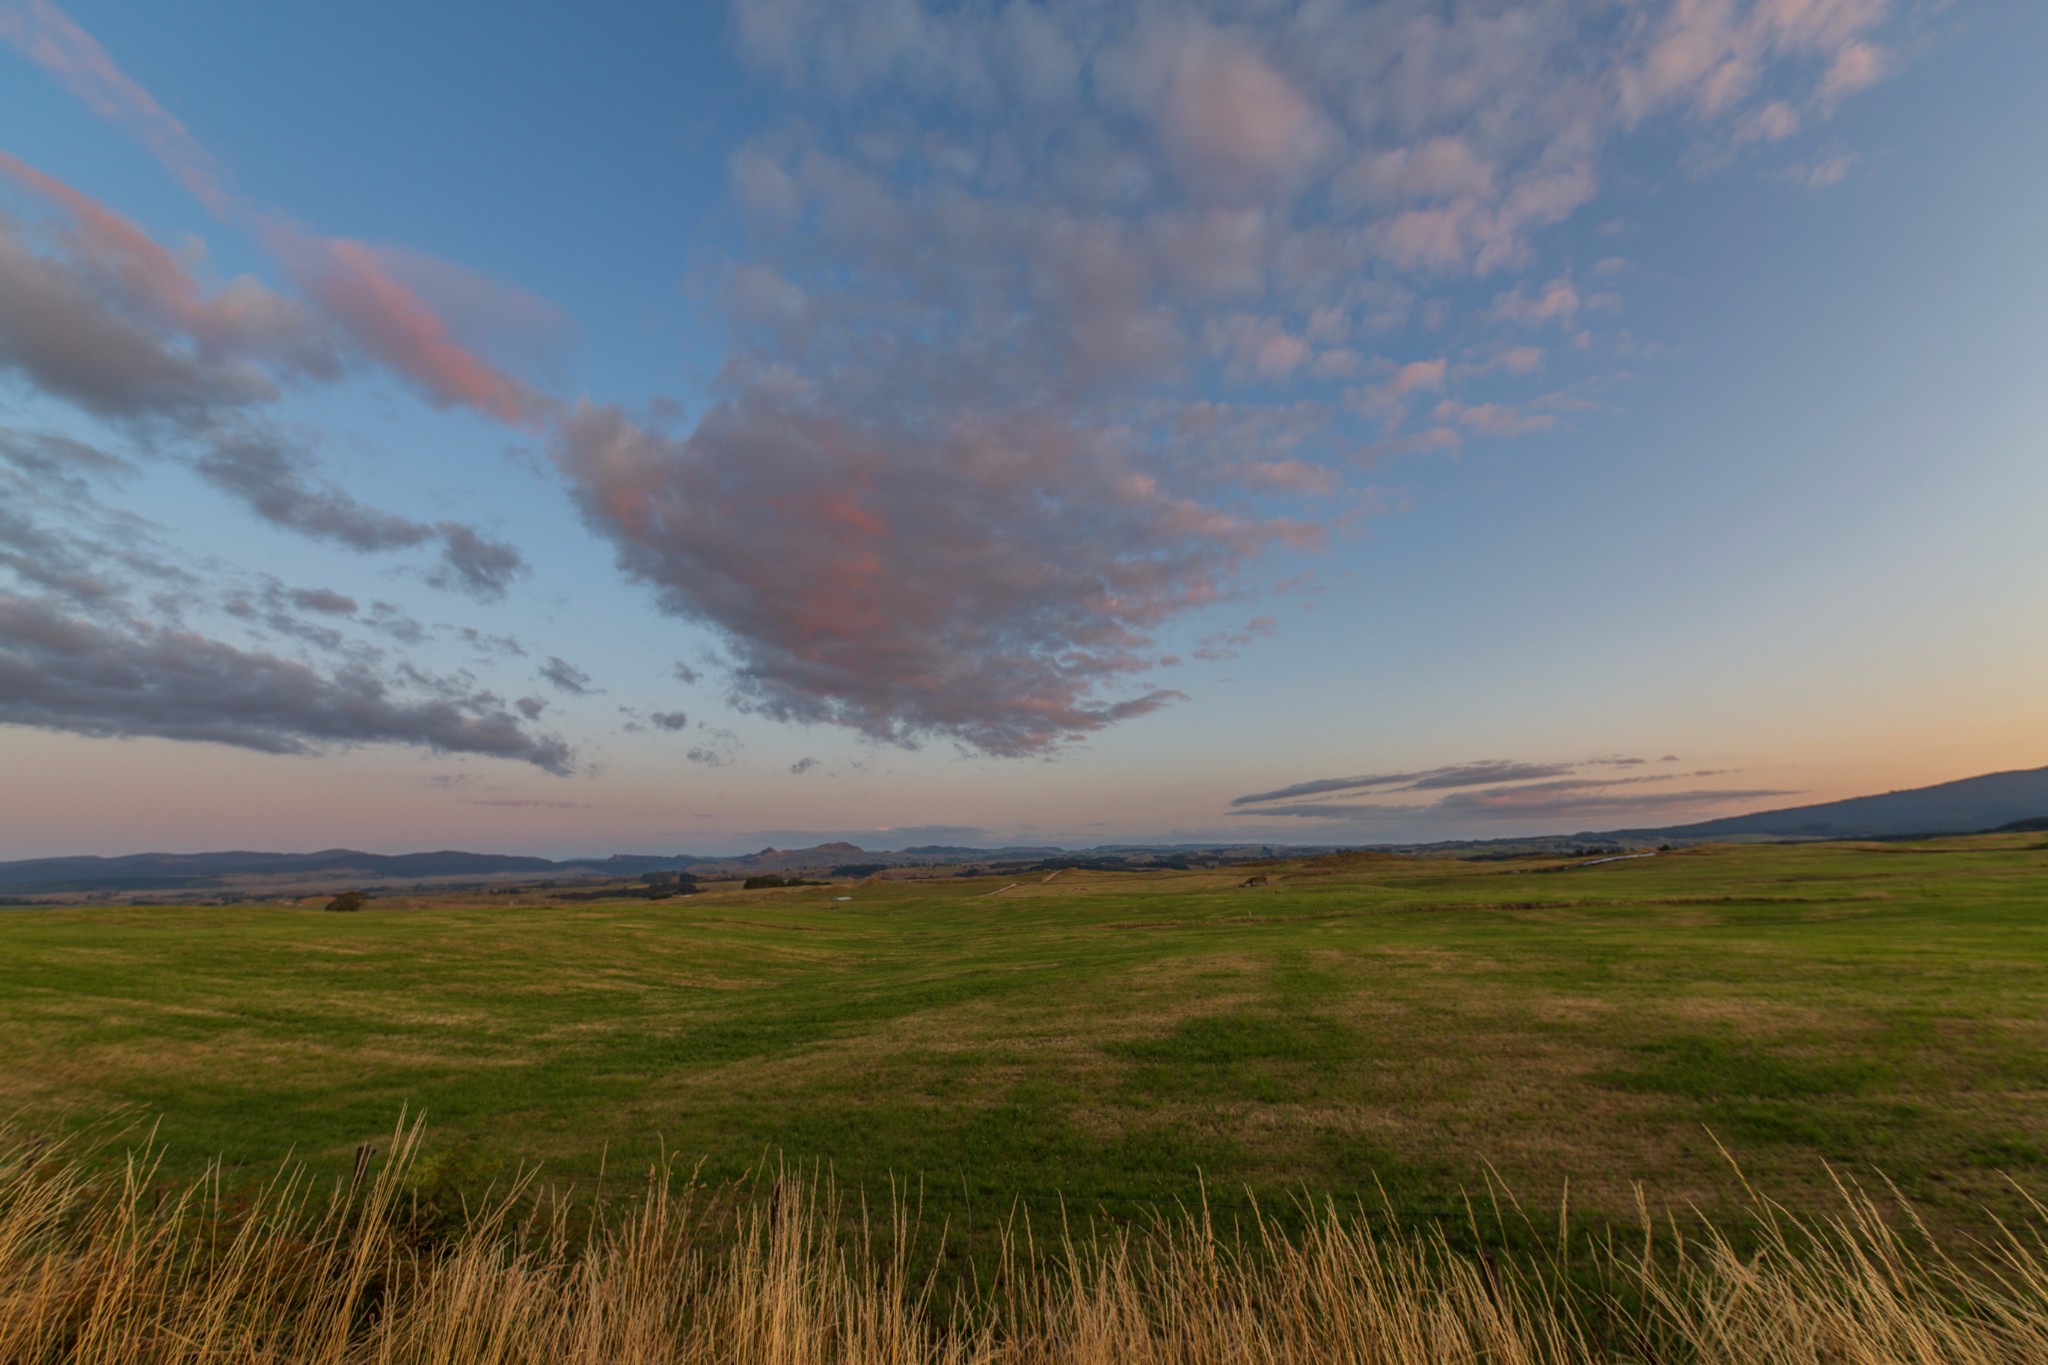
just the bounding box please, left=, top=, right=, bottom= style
left=2, top=836, right=2046, bottom=1243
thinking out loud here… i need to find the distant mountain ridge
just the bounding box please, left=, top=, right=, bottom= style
left=1615, top=765, right=2048, bottom=841
left=0, top=842, right=1086, bottom=896
left=0, top=848, right=701, bottom=894
left=4, top=764, right=2042, bottom=898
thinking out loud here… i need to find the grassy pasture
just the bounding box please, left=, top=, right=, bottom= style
left=4, top=835, right=2047, bottom=1244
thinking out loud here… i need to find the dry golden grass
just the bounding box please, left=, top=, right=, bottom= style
left=5, top=1118, right=2048, bottom=1363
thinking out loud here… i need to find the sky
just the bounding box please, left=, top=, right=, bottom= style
left=1, top=0, right=2043, bottom=859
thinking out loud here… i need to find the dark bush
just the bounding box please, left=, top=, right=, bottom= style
left=325, top=891, right=368, bottom=913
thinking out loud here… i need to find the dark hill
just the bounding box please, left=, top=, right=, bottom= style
left=1613, top=765, right=2048, bottom=841
left=0, top=849, right=702, bottom=894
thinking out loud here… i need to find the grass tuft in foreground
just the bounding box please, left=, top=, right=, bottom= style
left=6, top=1119, right=2048, bottom=1362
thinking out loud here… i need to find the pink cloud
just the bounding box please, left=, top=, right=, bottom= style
left=1818, top=40, right=1890, bottom=103
left=0, top=159, right=338, bottom=420
left=0, top=0, right=234, bottom=214
left=3, top=3, right=545, bottom=427
left=1435, top=399, right=1556, bottom=438
left=1493, top=277, right=1582, bottom=328
left=1164, top=49, right=1323, bottom=198
left=1240, top=459, right=1336, bottom=496
left=1734, top=99, right=1802, bottom=145
left=1208, top=314, right=1312, bottom=381
left=1378, top=204, right=1479, bottom=271
left=1306, top=347, right=1362, bottom=379
left=265, top=229, right=539, bottom=426
left=1387, top=358, right=1448, bottom=397
left=1341, top=136, right=1498, bottom=207
left=1115, top=19, right=1334, bottom=205
left=553, top=396, right=1307, bottom=755
left=0, top=152, right=334, bottom=376
left=0, top=155, right=530, bottom=602
left=1152, top=206, right=1269, bottom=299
left=1493, top=345, right=1546, bottom=376
left=1620, top=0, right=1894, bottom=132
left=1785, top=151, right=1858, bottom=189
left=1349, top=358, right=1448, bottom=424
left=368, top=243, right=573, bottom=381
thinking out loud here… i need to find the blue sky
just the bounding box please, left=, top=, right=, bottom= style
left=1, top=0, right=2042, bottom=858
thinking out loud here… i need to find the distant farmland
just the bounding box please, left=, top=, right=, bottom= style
left=5, top=835, right=2047, bottom=1243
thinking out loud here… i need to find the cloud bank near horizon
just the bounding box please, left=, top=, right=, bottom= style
left=1231, top=754, right=1792, bottom=826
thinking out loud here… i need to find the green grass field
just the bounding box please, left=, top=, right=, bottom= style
left=5, top=836, right=2047, bottom=1244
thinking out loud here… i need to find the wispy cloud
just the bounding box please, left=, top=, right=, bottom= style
left=539, top=656, right=595, bottom=696
left=1233, top=760, right=1579, bottom=807
left=0, top=0, right=236, bottom=213
left=0, top=593, right=574, bottom=771
left=263, top=227, right=543, bottom=424
left=0, top=2, right=541, bottom=425
left=1231, top=752, right=1790, bottom=827
left=1783, top=150, right=1859, bottom=189
left=1248, top=787, right=1791, bottom=822
left=194, top=427, right=524, bottom=598
left=0, top=158, right=526, bottom=598
left=1429, top=776, right=1781, bottom=814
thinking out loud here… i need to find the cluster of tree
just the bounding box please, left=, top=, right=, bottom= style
left=552, top=876, right=699, bottom=903
left=949, top=854, right=1217, bottom=879
left=741, top=875, right=825, bottom=890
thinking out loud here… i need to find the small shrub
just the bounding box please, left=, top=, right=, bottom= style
left=325, top=890, right=368, bottom=913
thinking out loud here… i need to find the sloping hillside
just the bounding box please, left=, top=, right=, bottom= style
left=1623, top=765, right=2048, bottom=840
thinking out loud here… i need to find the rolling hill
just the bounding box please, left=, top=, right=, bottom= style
left=0, top=849, right=703, bottom=896
left=1619, top=764, right=2048, bottom=841
left=5, top=763, right=2042, bottom=899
